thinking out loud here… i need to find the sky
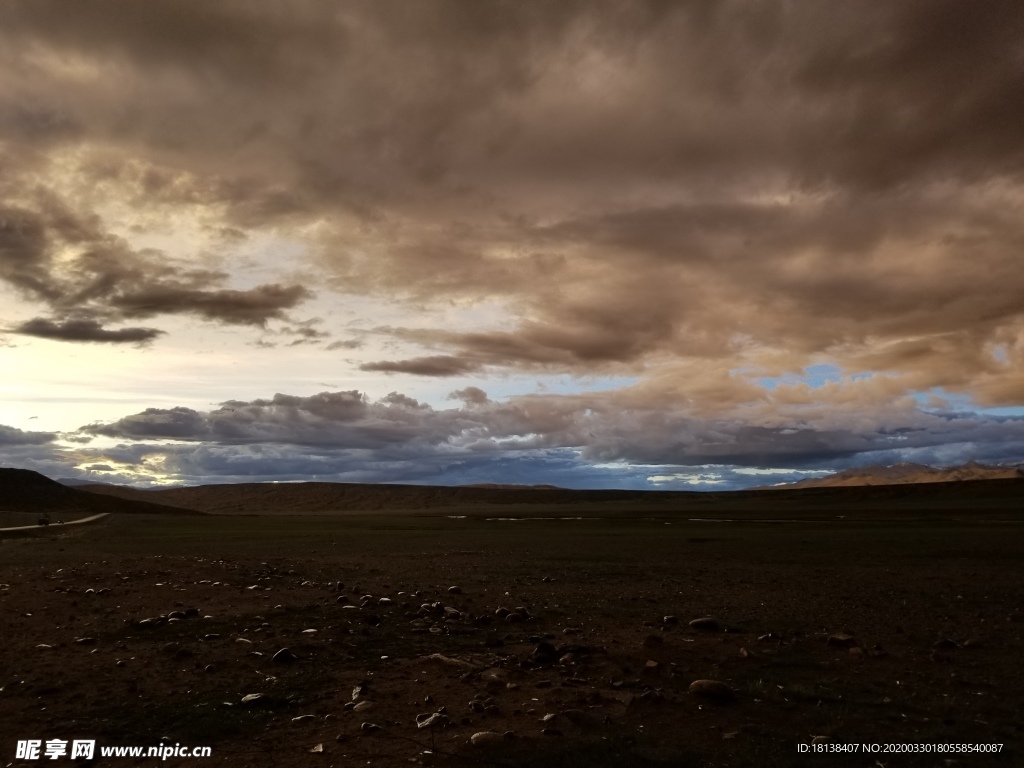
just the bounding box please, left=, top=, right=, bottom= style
left=2, top=0, right=1024, bottom=490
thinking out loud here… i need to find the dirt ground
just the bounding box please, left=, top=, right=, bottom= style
left=1, top=511, right=1021, bottom=767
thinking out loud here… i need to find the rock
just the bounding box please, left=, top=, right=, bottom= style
left=301, top=628, right=318, bottom=634
left=663, top=615, right=679, bottom=625
left=336, top=595, right=349, bottom=604
left=542, top=728, right=563, bottom=737
left=417, top=712, right=448, bottom=729
left=168, top=610, right=186, bottom=619
left=184, top=607, right=199, bottom=617
left=203, top=634, right=220, bottom=641
left=236, top=637, right=253, bottom=644
left=689, top=617, right=723, bottom=632
left=448, top=586, right=463, bottom=595
left=470, top=731, right=502, bottom=746
left=272, top=648, right=297, bottom=664
left=309, top=743, right=323, bottom=753
left=378, top=597, right=393, bottom=606
left=688, top=679, right=735, bottom=702
left=827, top=632, right=857, bottom=648
left=505, top=612, right=525, bottom=623
left=559, top=653, right=576, bottom=665
left=292, top=715, right=315, bottom=723
left=241, top=693, right=265, bottom=705
left=360, top=722, right=381, bottom=734
left=444, top=607, right=462, bottom=620
left=643, top=660, right=660, bottom=672
left=75, top=637, right=97, bottom=646
left=353, top=701, right=373, bottom=712
left=963, top=637, right=984, bottom=649
left=495, top=607, right=511, bottom=619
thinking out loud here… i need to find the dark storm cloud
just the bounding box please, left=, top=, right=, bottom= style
left=0, top=196, right=312, bottom=340
left=0, top=424, right=57, bottom=446
left=78, top=388, right=1024, bottom=479
left=13, top=317, right=164, bottom=344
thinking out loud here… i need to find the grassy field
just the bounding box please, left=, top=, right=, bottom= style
left=1, top=508, right=1022, bottom=766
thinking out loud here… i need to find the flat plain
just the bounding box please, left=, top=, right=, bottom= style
left=1, top=481, right=1022, bottom=767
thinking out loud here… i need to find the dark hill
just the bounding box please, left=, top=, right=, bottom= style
left=78, top=475, right=1024, bottom=516
left=0, top=468, right=202, bottom=515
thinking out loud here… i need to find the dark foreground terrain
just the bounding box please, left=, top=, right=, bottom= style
left=1, top=480, right=1022, bottom=767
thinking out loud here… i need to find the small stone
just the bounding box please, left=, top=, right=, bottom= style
left=292, top=714, right=315, bottom=723
left=353, top=701, right=373, bottom=712
left=470, top=731, right=502, bottom=746
left=448, top=586, right=463, bottom=595
left=203, top=634, right=220, bottom=641
left=309, top=743, right=323, bottom=753
left=360, top=722, right=381, bottom=734
left=336, top=595, right=349, bottom=604
left=301, top=628, right=318, bottom=634
left=688, top=679, right=734, bottom=702
left=495, top=607, right=511, bottom=619
left=236, top=637, right=253, bottom=644
left=75, top=637, right=97, bottom=646
left=417, top=712, right=447, bottom=729
left=644, top=660, right=660, bottom=672
left=827, top=632, right=857, bottom=648
left=241, top=693, right=265, bottom=704
left=689, top=617, right=723, bottom=632
left=559, top=653, right=576, bottom=665
left=505, top=612, right=524, bottom=623
left=663, top=615, right=679, bottom=625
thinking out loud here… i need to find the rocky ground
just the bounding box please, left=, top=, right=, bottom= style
left=1, top=512, right=1022, bottom=767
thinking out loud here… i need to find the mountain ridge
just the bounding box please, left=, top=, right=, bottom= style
left=761, top=461, right=1024, bottom=490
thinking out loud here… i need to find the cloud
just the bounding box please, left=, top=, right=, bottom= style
left=2, top=1, right=1024, bottom=482
left=360, top=355, right=485, bottom=377
left=0, top=194, right=312, bottom=342
left=12, top=316, right=164, bottom=344
left=0, top=424, right=58, bottom=446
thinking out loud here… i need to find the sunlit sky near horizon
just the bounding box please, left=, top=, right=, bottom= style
left=2, top=1, right=1024, bottom=490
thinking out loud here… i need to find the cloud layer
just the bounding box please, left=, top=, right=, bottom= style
left=2, top=2, right=1023, bottom=485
